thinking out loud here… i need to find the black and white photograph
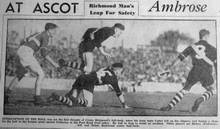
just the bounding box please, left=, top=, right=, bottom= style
left=3, top=19, right=217, bottom=116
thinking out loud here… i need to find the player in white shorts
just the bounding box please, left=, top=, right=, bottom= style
left=5, top=23, right=59, bottom=105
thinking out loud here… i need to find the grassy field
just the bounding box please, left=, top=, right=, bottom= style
left=4, top=88, right=217, bottom=116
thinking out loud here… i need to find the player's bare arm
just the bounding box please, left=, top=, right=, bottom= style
left=39, top=47, right=59, bottom=68
left=99, top=46, right=112, bottom=58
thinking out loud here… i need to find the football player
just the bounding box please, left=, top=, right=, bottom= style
left=65, top=23, right=125, bottom=74
left=160, top=29, right=217, bottom=112
left=5, top=23, right=60, bottom=105
left=49, top=63, right=129, bottom=108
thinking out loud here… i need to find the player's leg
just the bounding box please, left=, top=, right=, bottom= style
left=78, top=43, right=85, bottom=71
left=5, top=46, right=30, bottom=104
left=6, top=77, right=19, bottom=93
left=6, top=62, right=27, bottom=93
left=201, top=86, right=215, bottom=102
left=192, top=69, right=215, bottom=112
left=68, top=79, right=94, bottom=107
left=71, top=89, right=78, bottom=98
left=53, top=81, right=93, bottom=107
left=5, top=77, right=18, bottom=97
left=50, top=92, right=74, bottom=106
left=65, top=89, right=91, bottom=107
left=83, top=52, right=94, bottom=74
left=59, top=43, right=84, bottom=71
left=28, top=57, right=46, bottom=105
left=58, top=51, right=94, bottom=74
left=34, top=67, right=45, bottom=96
left=65, top=86, right=79, bottom=98
left=160, top=88, right=190, bottom=111
left=161, top=68, right=198, bottom=111
left=4, top=77, right=19, bottom=104
left=192, top=87, right=214, bottom=112
left=65, top=74, right=84, bottom=98
left=55, top=72, right=94, bottom=107
left=79, top=79, right=95, bottom=107
left=81, top=89, right=93, bottom=107
left=47, top=79, right=80, bottom=104
left=5, top=47, right=28, bottom=95
left=50, top=90, right=90, bottom=107
left=59, top=44, right=83, bottom=70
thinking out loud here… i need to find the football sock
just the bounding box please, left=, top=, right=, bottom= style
left=58, top=96, right=73, bottom=106
left=67, top=61, right=81, bottom=69
left=77, top=98, right=88, bottom=106
left=168, top=90, right=187, bottom=108
left=57, top=96, right=88, bottom=107
left=201, top=90, right=214, bottom=101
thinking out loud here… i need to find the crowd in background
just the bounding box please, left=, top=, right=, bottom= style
left=5, top=44, right=191, bottom=84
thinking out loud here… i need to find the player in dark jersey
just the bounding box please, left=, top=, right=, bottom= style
left=64, top=23, right=125, bottom=74
left=48, top=63, right=129, bottom=108
left=160, top=29, right=217, bottom=112
left=5, top=23, right=60, bottom=105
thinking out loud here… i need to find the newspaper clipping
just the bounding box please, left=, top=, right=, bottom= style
left=0, top=0, right=220, bottom=129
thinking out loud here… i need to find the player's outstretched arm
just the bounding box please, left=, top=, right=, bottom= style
left=39, top=47, right=59, bottom=68
left=99, top=46, right=112, bottom=58
left=166, top=45, right=193, bottom=70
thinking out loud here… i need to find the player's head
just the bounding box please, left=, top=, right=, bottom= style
left=82, top=28, right=97, bottom=41
left=111, top=63, right=123, bottom=77
left=199, top=29, right=210, bottom=40
left=45, top=23, right=58, bottom=37
left=113, top=23, right=125, bottom=38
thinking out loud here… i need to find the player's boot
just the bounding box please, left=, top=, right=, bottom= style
left=192, top=97, right=204, bottom=112
left=160, top=105, right=172, bottom=111
left=34, top=95, right=48, bottom=106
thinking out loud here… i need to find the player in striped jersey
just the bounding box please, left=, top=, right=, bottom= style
left=48, top=63, right=129, bottom=108
left=5, top=23, right=59, bottom=105
left=160, top=29, right=217, bottom=112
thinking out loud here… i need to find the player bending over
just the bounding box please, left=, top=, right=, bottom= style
left=63, top=23, right=125, bottom=74
left=160, top=29, right=217, bottom=112
left=49, top=63, right=129, bottom=108
left=5, top=23, right=60, bottom=105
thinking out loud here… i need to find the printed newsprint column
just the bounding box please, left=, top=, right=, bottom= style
left=0, top=0, right=220, bottom=129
